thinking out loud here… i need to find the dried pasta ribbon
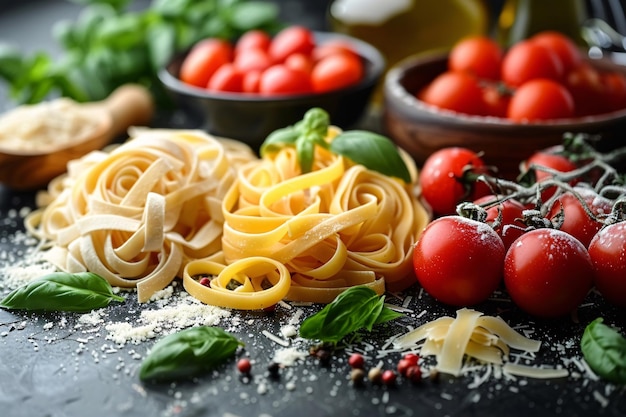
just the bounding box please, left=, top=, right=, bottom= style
left=183, top=256, right=291, bottom=310
left=27, top=129, right=256, bottom=302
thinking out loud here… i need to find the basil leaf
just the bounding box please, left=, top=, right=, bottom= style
left=0, top=272, right=125, bottom=312
left=330, top=130, right=412, bottom=183
left=581, top=318, right=626, bottom=385
left=260, top=126, right=300, bottom=157
left=139, top=326, right=243, bottom=382
left=299, top=286, right=403, bottom=344
left=229, top=1, right=281, bottom=31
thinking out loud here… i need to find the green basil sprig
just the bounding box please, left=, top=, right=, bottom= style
left=0, top=272, right=124, bottom=312
left=581, top=318, right=626, bottom=385
left=260, top=108, right=412, bottom=183
left=139, top=326, right=243, bottom=382
left=299, top=286, right=403, bottom=344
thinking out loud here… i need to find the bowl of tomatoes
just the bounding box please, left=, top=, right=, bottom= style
left=159, top=25, right=385, bottom=150
left=383, top=31, right=626, bottom=179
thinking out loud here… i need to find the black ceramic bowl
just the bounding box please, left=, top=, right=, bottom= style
left=159, top=32, right=385, bottom=151
left=383, top=52, right=626, bottom=179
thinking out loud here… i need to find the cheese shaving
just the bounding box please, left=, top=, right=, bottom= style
left=394, top=308, right=557, bottom=378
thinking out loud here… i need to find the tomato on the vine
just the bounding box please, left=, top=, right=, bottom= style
left=413, top=216, right=505, bottom=307
left=419, top=147, right=490, bottom=215
left=521, top=148, right=578, bottom=201
left=588, top=222, right=626, bottom=307
left=547, top=188, right=613, bottom=247
left=504, top=228, right=594, bottom=318
left=418, top=71, right=486, bottom=116
left=474, top=195, right=526, bottom=249
left=448, top=36, right=503, bottom=80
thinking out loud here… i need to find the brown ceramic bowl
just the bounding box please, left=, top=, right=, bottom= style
left=383, top=52, right=626, bottom=179
left=159, top=32, right=385, bottom=152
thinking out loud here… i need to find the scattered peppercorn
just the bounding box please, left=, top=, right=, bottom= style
left=199, top=277, right=211, bottom=287
left=381, top=369, right=397, bottom=386
left=397, top=358, right=412, bottom=376
left=403, top=353, right=419, bottom=366
left=237, top=358, right=252, bottom=374
left=348, top=353, right=365, bottom=369
left=315, top=348, right=331, bottom=366
left=350, top=368, right=365, bottom=386
left=406, top=365, right=422, bottom=384
left=368, top=367, right=383, bottom=384
left=267, top=361, right=281, bottom=378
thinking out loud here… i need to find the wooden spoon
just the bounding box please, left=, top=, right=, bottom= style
left=0, top=84, right=155, bottom=191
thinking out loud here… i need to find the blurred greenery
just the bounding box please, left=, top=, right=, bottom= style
left=0, top=0, right=282, bottom=107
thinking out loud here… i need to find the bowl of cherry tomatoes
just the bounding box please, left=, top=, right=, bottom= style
left=383, top=31, right=626, bottom=179
left=159, top=25, right=385, bottom=149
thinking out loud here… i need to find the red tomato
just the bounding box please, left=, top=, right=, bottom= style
left=564, top=63, right=605, bottom=116
left=285, top=52, right=314, bottom=75
left=312, top=40, right=359, bottom=62
left=242, top=70, right=262, bottom=93
left=588, top=222, right=626, bottom=307
left=259, top=64, right=313, bottom=95
left=268, top=26, right=315, bottom=63
left=474, top=195, right=526, bottom=249
left=233, top=47, right=272, bottom=73
left=507, top=79, right=575, bottom=121
left=481, top=83, right=511, bottom=118
left=206, top=63, right=243, bottom=92
left=418, top=71, right=486, bottom=115
left=234, top=29, right=271, bottom=54
left=419, top=147, right=490, bottom=215
left=180, top=38, right=233, bottom=88
left=547, top=188, right=613, bottom=247
left=530, top=31, right=582, bottom=73
left=501, top=40, right=564, bottom=87
left=413, top=216, right=505, bottom=307
left=504, top=228, right=594, bottom=318
left=448, top=36, right=503, bottom=80
left=601, top=71, right=626, bottom=112
left=522, top=148, right=577, bottom=201
left=311, top=52, right=363, bottom=93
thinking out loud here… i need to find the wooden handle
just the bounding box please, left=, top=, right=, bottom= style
left=99, top=84, right=155, bottom=137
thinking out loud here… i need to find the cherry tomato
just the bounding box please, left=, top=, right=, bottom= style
left=507, top=79, right=575, bottom=121
left=233, top=47, right=272, bottom=73
left=601, top=71, right=626, bottom=112
left=474, top=195, right=526, bottom=249
left=504, top=228, right=594, bottom=318
left=242, top=70, right=262, bottom=93
left=418, top=71, right=486, bottom=115
left=311, top=52, right=363, bottom=93
left=588, top=222, right=626, bottom=307
left=285, top=52, right=314, bottom=75
left=312, top=40, right=359, bottom=62
left=180, top=38, right=233, bottom=88
left=206, top=63, right=243, bottom=92
left=259, top=64, right=312, bottom=95
left=501, top=40, right=564, bottom=87
left=448, top=36, right=503, bottom=80
left=547, top=188, right=612, bottom=247
left=234, top=29, right=271, bottom=54
left=564, top=63, right=605, bottom=116
left=530, top=31, right=582, bottom=73
left=481, top=83, right=511, bottom=118
left=413, top=216, right=505, bottom=307
left=419, top=147, right=490, bottom=216
left=268, top=25, right=315, bottom=63
left=522, top=148, right=578, bottom=201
